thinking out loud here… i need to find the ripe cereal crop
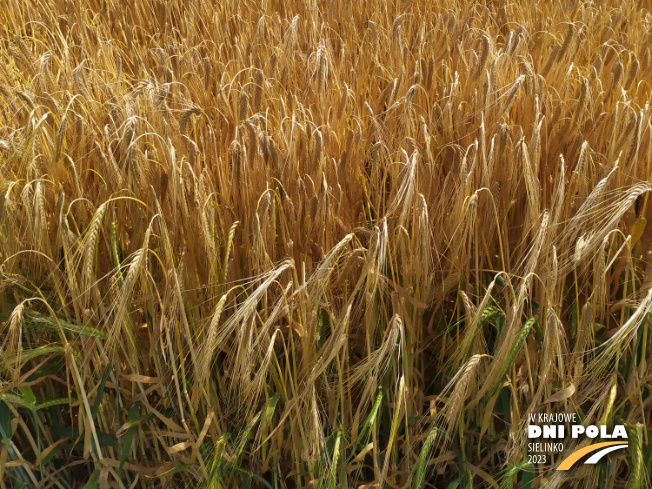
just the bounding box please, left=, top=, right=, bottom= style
left=1, top=1, right=651, bottom=487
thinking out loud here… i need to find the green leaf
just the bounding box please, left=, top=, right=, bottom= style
left=521, top=463, right=535, bottom=489
left=92, top=362, right=114, bottom=420
left=533, top=321, right=544, bottom=345
left=156, top=463, right=189, bottom=477
left=446, top=477, right=462, bottom=489
left=41, top=442, right=66, bottom=465
left=250, top=473, right=273, bottom=489
left=51, top=425, right=118, bottom=447
left=500, top=386, right=511, bottom=425
left=119, top=403, right=140, bottom=477
left=240, top=473, right=252, bottom=489
left=83, top=472, right=99, bottom=489
left=19, top=386, right=36, bottom=407
left=26, top=358, right=64, bottom=382
left=264, top=393, right=280, bottom=424
left=0, top=401, right=12, bottom=441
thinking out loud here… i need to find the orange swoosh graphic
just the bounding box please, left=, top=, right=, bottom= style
left=556, top=442, right=627, bottom=470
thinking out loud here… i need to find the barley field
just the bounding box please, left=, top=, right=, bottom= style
left=1, top=0, right=651, bottom=487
